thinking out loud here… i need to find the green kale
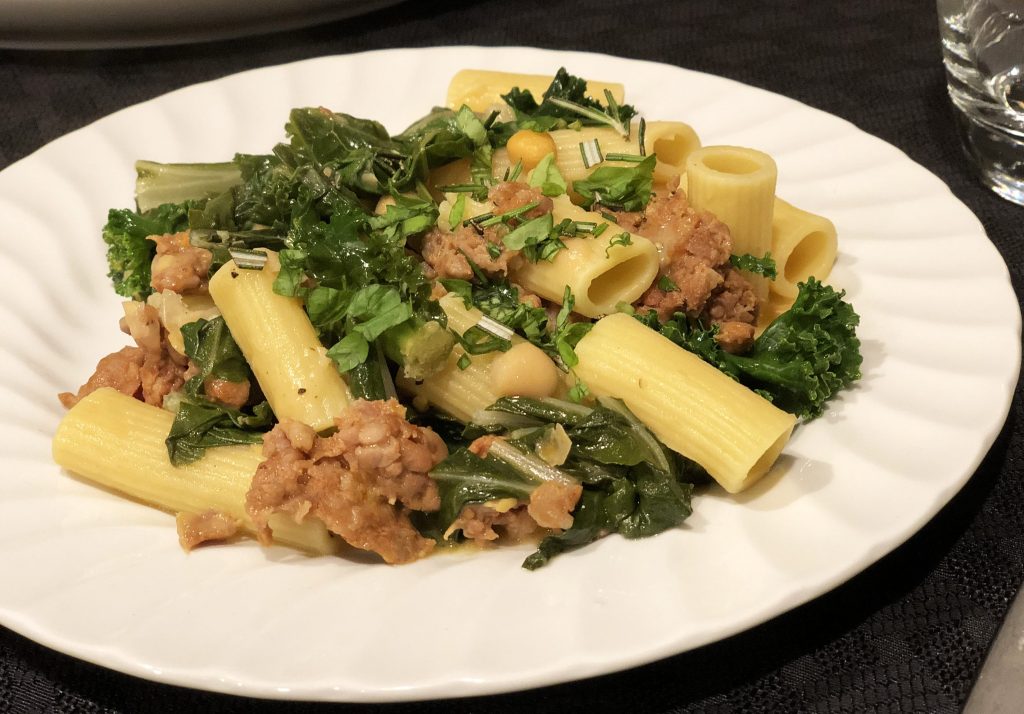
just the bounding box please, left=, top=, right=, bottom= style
left=434, top=396, right=698, bottom=569
left=166, top=316, right=270, bottom=465
left=165, top=397, right=272, bottom=466
left=179, top=317, right=251, bottom=393
left=641, top=278, right=862, bottom=419
left=441, top=275, right=549, bottom=343
left=102, top=202, right=192, bottom=300
left=498, top=68, right=638, bottom=136
left=429, top=448, right=540, bottom=534
left=723, top=278, right=861, bottom=418
left=572, top=154, right=656, bottom=212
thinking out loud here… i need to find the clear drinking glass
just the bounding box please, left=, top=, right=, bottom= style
left=938, top=0, right=1024, bottom=205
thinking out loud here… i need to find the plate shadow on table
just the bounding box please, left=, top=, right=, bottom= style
left=3, top=409, right=1014, bottom=713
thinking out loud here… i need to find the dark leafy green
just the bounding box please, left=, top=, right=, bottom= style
left=572, top=154, right=656, bottom=212
left=430, top=448, right=539, bottom=530
left=638, top=278, right=862, bottom=419
left=165, top=398, right=272, bottom=466
left=134, top=160, right=242, bottom=213
left=498, top=68, right=638, bottom=137
left=430, top=396, right=698, bottom=569
left=166, top=317, right=271, bottom=466
left=180, top=317, right=250, bottom=392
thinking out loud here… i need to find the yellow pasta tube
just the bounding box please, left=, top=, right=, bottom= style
left=398, top=294, right=563, bottom=421
left=398, top=294, right=504, bottom=422
left=52, top=388, right=339, bottom=554
left=686, top=146, right=777, bottom=302
left=446, top=69, right=624, bottom=113
left=770, top=198, right=838, bottom=300
left=550, top=121, right=700, bottom=185
left=574, top=313, right=796, bottom=493
left=401, top=347, right=502, bottom=424
left=490, top=148, right=513, bottom=180
left=509, top=196, right=660, bottom=317
left=208, top=252, right=351, bottom=431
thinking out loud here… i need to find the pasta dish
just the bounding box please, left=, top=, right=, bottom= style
left=52, top=68, right=862, bottom=568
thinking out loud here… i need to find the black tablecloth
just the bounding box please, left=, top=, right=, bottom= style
left=2, top=1, right=1022, bottom=711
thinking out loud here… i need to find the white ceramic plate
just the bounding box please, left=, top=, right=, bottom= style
left=0, top=47, right=1019, bottom=702
left=0, top=0, right=402, bottom=49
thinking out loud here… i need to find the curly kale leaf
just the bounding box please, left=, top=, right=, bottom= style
left=102, top=202, right=192, bottom=300
left=641, top=278, right=862, bottom=419
left=498, top=67, right=638, bottom=136
left=724, top=277, right=862, bottom=418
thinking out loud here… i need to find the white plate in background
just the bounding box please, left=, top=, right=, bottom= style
left=0, top=47, right=1019, bottom=701
left=0, top=0, right=402, bottom=49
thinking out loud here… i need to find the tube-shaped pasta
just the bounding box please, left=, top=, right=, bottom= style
left=208, top=252, right=351, bottom=431
left=52, top=388, right=339, bottom=554
left=446, top=70, right=625, bottom=113
left=398, top=294, right=564, bottom=421
left=574, top=313, right=796, bottom=493
left=770, top=198, right=838, bottom=300
left=686, top=146, right=777, bottom=302
left=509, top=196, right=660, bottom=317
left=550, top=122, right=700, bottom=185
left=427, top=158, right=472, bottom=198
left=398, top=294, right=504, bottom=422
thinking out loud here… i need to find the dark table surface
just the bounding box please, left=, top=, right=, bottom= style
left=2, top=0, right=1022, bottom=712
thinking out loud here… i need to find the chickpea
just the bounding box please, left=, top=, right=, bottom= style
left=489, top=342, right=560, bottom=398
left=506, top=130, right=557, bottom=172
left=373, top=194, right=397, bottom=216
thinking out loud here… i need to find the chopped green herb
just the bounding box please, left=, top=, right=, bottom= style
left=486, top=242, right=502, bottom=259
left=592, top=222, right=610, bottom=238
left=449, top=193, right=467, bottom=230
left=579, top=138, right=604, bottom=169
left=443, top=183, right=491, bottom=201
left=604, top=153, right=646, bottom=163
left=527, top=153, right=568, bottom=197
left=457, top=354, right=472, bottom=370
left=574, top=154, right=656, bottom=212
left=605, top=232, right=633, bottom=258
left=478, top=201, right=539, bottom=228
left=467, top=211, right=495, bottom=226
left=504, top=160, right=524, bottom=182
left=502, top=213, right=567, bottom=262
left=568, top=378, right=591, bottom=403
left=730, top=252, right=778, bottom=279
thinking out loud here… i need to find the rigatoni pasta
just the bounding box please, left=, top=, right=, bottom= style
left=770, top=198, right=838, bottom=300
left=208, top=252, right=351, bottom=432
left=573, top=313, right=796, bottom=493
left=510, top=196, right=660, bottom=317
left=53, top=388, right=339, bottom=554
left=685, top=146, right=777, bottom=301
left=549, top=122, right=700, bottom=185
